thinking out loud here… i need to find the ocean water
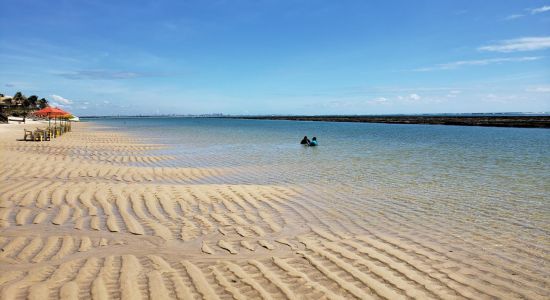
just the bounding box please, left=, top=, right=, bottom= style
left=90, top=117, right=550, bottom=260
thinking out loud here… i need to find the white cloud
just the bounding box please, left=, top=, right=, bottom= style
left=531, top=5, right=550, bottom=14
left=505, top=14, right=525, bottom=20
left=324, top=100, right=354, bottom=108
left=414, top=56, right=542, bottom=71
left=504, top=6, right=550, bottom=21
left=482, top=93, right=521, bottom=103
left=57, top=70, right=146, bottom=80
left=526, top=86, right=550, bottom=93
left=409, top=94, right=421, bottom=101
left=446, top=90, right=462, bottom=98
left=366, top=97, right=389, bottom=105
left=50, top=94, right=73, bottom=104
left=479, top=37, right=550, bottom=52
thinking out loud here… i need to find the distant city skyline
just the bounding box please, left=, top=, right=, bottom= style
left=1, top=0, right=549, bottom=115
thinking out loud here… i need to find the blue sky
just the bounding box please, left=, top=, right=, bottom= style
left=1, top=0, right=549, bottom=115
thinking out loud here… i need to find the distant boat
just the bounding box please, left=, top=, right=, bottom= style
left=69, top=116, right=80, bottom=122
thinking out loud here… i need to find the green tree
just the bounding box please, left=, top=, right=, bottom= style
left=12, top=91, right=26, bottom=106
left=38, top=98, right=48, bottom=109
left=28, top=95, right=38, bottom=108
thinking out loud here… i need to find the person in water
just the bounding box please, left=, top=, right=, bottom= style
left=300, top=136, right=310, bottom=145
left=309, top=137, right=318, bottom=146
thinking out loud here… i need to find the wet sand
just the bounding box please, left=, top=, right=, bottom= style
left=0, top=122, right=548, bottom=299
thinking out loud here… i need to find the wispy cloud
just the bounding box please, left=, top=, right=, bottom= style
left=409, top=94, right=421, bottom=101
left=51, top=94, right=73, bottom=105
left=446, top=90, right=461, bottom=98
left=526, top=86, right=550, bottom=93
left=505, top=5, right=550, bottom=20
left=57, top=70, right=155, bottom=80
left=479, top=37, right=550, bottom=52
left=414, top=56, right=542, bottom=71
left=530, top=5, right=550, bottom=14
left=51, top=100, right=74, bottom=108
left=397, top=94, right=422, bottom=101
left=366, top=97, right=389, bottom=105
left=505, top=14, right=524, bottom=20
left=482, top=93, right=523, bottom=104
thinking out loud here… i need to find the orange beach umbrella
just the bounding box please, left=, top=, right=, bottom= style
left=33, top=106, right=71, bottom=127
left=33, top=106, right=70, bottom=117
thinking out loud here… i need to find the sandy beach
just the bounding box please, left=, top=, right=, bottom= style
left=0, top=121, right=547, bottom=300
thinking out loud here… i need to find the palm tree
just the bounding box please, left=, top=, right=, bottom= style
left=12, top=91, right=26, bottom=106
left=38, top=98, right=48, bottom=109
left=28, top=95, right=38, bottom=109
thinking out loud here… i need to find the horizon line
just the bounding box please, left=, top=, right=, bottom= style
left=79, top=112, right=550, bottom=118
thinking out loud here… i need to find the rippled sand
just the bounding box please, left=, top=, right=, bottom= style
left=0, top=122, right=547, bottom=299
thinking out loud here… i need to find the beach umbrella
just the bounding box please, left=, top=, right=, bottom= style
left=33, top=107, right=71, bottom=127
left=58, top=112, right=73, bottom=130
left=33, top=106, right=69, bottom=117
left=54, top=109, right=71, bottom=129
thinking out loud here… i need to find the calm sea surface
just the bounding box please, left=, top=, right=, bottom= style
left=90, top=117, right=549, bottom=256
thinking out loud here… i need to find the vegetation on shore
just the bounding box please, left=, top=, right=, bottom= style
left=0, top=91, right=49, bottom=123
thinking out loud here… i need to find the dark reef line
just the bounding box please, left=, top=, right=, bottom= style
left=223, top=115, right=550, bottom=128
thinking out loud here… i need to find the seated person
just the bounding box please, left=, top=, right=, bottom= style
left=309, top=137, right=318, bottom=146
left=300, top=136, right=310, bottom=145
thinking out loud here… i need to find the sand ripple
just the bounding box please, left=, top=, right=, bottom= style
left=0, top=122, right=547, bottom=299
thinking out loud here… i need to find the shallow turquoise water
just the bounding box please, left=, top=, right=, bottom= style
left=91, top=117, right=549, bottom=189
left=90, top=117, right=550, bottom=254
